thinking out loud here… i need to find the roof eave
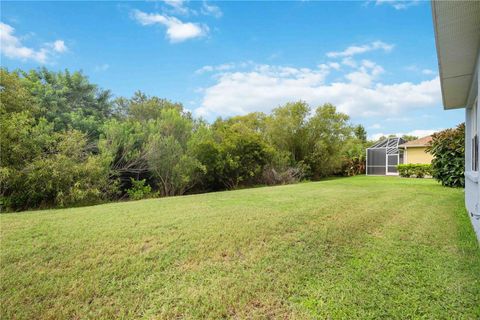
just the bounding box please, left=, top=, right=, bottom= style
left=431, top=0, right=450, bottom=110
left=431, top=0, right=480, bottom=110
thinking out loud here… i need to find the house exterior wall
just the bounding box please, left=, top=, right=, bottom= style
left=464, top=56, right=479, bottom=240
left=404, top=147, right=433, bottom=164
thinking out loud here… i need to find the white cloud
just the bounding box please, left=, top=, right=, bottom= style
left=370, top=129, right=439, bottom=141
left=342, top=57, right=357, bottom=68
left=193, top=42, right=439, bottom=122
left=327, top=62, right=341, bottom=70
left=405, top=65, right=418, bottom=72
left=163, top=0, right=191, bottom=15
left=195, top=61, right=441, bottom=119
left=374, top=0, right=420, bottom=10
left=94, top=64, right=110, bottom=72
left=201, top=1, right=223, bottom=18
left=0, top=22, right=67, bottom=63
left=345, top=59, right=384, bottom=86
left=132, top=9, right=208, bottom=43
left=194, top=64, right=332, bottom=117
left=196, top=63, right=233, bottom=74
left=369, top=123, right=382, bottom=129
left=195, top=61, right=253, bottom=74
left=162, top=0, right=223, bottom=18
left=268, top=52, right=281, bottom=61
left=326, top=41, right=394, bottom=58
left=51, top=40, right=68, bottom=53
left=421, top=68, right=435, bottom=75
left=406, top=65, right=437, bottom=76
left=327, top=41, right=394, bottom=58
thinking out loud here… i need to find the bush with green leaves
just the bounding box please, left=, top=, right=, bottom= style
left=340, top=130, right=367, bottom=176
left=1, top=127, right=117, bottom=210
left=195, top=121, right=273, bottom=190
left=126, top=178, right=153, bottom=200
left=426, top=123, right=465, bottom=187
left=397, top=164, right=432, bottom=178
left=147, top=134, right=205, bottom=196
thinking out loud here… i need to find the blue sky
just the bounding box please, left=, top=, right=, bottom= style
left=0, top=0, right=464, bottom=139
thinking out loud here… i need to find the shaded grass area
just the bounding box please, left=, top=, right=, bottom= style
left=1, top=176, right=479, bottom=319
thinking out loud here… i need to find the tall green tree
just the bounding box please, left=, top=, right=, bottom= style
left=401, top=134, right=419, bottom=142
left=0, top=69, right=38, bottom=115
left=20, top=68, right=112, bottom=137
left=144, top=108, right=204, bottom=196
left=113, top=91, right=185, bottom=122
left=266, top=101, right=310, bottom=163
left=305, top=104, right=352, bottom=178
left=99, top=119, right=150, bottom=183
left=354, top=124, right=367, bottom=143
left=146, top=135, right=204, bottom=196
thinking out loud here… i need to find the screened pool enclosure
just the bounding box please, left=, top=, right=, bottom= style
left=366, top=137, right=405, bottom=175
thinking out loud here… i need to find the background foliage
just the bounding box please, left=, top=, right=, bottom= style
left=1, top=68, right=370, bottom=211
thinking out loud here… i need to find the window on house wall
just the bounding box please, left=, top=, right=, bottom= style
left=473, top=98, right=478, bottom=172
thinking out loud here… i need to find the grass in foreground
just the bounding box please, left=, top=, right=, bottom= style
left=1, top=176, right=479, bottom=319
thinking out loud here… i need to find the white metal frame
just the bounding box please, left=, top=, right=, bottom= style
left=366, top=137, right=405, bottom=176
left=386, top=154, right=399, bottom=175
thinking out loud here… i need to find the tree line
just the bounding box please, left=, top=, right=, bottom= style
left=1, top=68, right=370, bottom=211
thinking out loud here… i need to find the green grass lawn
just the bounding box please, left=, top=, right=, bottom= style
left=1, top=176, right=479, bottom=319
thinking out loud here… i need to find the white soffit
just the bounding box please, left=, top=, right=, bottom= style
left=432, top=1, right=480, bottom=109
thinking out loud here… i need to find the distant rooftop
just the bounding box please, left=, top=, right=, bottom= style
left=399, top=136, right=433, bottom=147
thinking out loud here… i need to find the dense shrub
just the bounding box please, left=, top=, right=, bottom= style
left=341, top=155, right=366, bottom=176
left=397, top=164, right=432, bottom=178
left=209, top=122, right=272, bottom=189
left=1, top=129, right=116, bottom=210
left=426, top=123, right=465, bottom=187
left=126, top=178, right=153, bottom=200
left=333, top=125, right=368, bottom=176
left=341, top=136, right=367, bottom=176
left=147, top=135, right=205, bottom=196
